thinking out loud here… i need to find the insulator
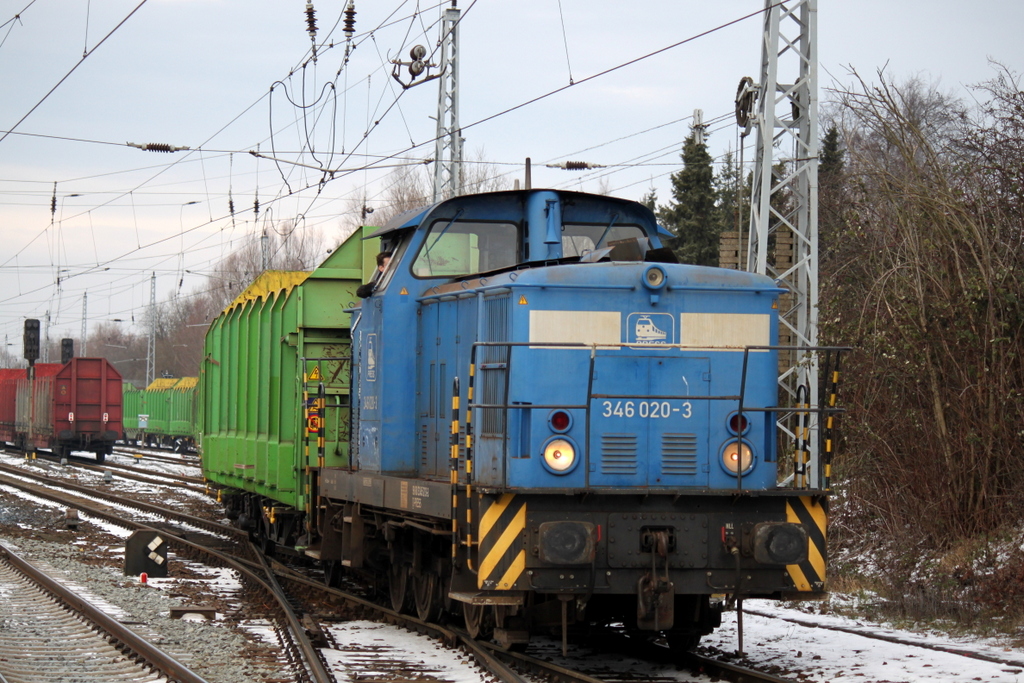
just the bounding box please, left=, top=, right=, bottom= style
left=566, top=161, right=588, bottom=171
left=343, top=2, right=356, bottom=38
left=228, top=197, right=235, bottom=216
left=50, top=182, right=57, bottom=217
left=253, top=196, right=260, bottom=218
left=305, top=2, right=317, bottom=39
left=128, top=142, right=189, bottom=153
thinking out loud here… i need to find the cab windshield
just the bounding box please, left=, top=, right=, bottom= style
left=561, top=223, right=646, bottom=257
left=412, top=220, right=519, bottom=278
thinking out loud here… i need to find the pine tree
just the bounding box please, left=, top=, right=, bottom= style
left=819, top=123, right=845, bottom=179
left=639, top=188, right=658, bottom=213
left=658, top=130, right=721, bottom=266
left=819, top=123, right=847, bottom=261
left=715, top=150, right=749, bottom=258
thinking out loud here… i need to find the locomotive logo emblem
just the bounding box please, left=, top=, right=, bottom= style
left=626, top=313, right=674, bottom=345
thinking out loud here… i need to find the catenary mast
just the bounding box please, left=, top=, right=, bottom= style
left=432, top=5, right=462, bottom=202
left=742, top=0, right=820, bottom=482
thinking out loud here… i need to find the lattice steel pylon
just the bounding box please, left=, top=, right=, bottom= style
left=744, top=0, right=820, bottom=484
left=432, top=6, right=463, bottom=203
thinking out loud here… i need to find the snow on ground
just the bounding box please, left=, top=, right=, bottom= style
left=702, top=600, right=1024, bottom=682
left=322, top=620, right=493, bottom=683
left=5, top=449, right=1024, bottom=681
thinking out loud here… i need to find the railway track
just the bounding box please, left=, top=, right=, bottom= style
left=15, top=445, right=207, bottom=487
left=114, top=445, right=202, bottom=467
left=0, top=452, right=803, bottom=683
left=0, top=460, right=242, bottom=540
left=0, top=542, right=209, bottom=683
left=0, top=464, right=336, bottom=682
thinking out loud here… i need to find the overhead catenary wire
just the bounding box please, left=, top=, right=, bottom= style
left=0, top=0, right=150, bottom=147
left=0, top=0, right=37, bottom=50
left=1, top=3, right=772, bottom=341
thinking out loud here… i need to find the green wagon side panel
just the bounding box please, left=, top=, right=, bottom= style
left=145, top=380, right=173, bottom=435
left=199, top=227, right=379, bottom=513
left=122, top=384, right=143, bottom=439
left=167, top=380, right=197, bottom=437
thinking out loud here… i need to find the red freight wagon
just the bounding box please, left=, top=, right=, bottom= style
left=0, top=364, right=61, bottom=444
left=0, top=358, right=121, bottom=462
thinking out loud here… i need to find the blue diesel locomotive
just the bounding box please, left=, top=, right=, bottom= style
left=203, top=188, right=839, bottom=650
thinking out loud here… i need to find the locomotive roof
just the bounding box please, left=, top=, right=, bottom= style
left=365, top=189, right=670, bottom=239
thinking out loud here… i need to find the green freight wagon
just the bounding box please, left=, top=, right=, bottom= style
left=122, top=382, right=144, bottom=442
left=199, top=227, right=379, bottom=548
left=122, top=377, right=199, bottom=452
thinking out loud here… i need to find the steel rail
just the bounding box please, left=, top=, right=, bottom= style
left=0, top=470, right=334, bottom=683
left=255, top=555, right=803, bottom=683
left=70, top=459, right=208, bottom=492
left=114, top=446, right=202, bottom=466
left=0, top=461, right=799, bottom=683
left=251, top=543, right=337, bottom=683
left=742, top=606, right=1024, bottom=669
left=0, top=542, right=211, bottom=683
left=0, top=460, right=243, bottom=538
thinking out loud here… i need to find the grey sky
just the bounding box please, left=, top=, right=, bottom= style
left=0, top=0, right=1020, bottom=346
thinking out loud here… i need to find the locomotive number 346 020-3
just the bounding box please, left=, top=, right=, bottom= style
left=600, top=400, right=693, bottom=419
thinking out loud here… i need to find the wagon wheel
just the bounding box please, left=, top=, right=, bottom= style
left=463, top=602, right=494, bottom=640
left=413, top=571, right=441, bottom=623
left=257, top=525, right=276, bottom=558
left=389, top=564, right=410, bottom=613
left=322, top=560, right=343, bottom=589
left=94, top=450, right=106, bottom=464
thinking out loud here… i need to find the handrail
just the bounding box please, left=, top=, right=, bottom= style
left=463, top=341, right=849, bottom=492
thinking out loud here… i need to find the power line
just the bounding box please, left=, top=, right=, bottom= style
left=1, top=3, right=770, bottom=337
left=0, top=0, right=150, bottom=146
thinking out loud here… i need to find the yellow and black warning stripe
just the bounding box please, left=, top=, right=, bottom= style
left=785, top=496, right=827, bottom=592
left=477, top=493, right=527, bottom=590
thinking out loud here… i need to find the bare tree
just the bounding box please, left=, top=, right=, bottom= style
left=87, top=321, right=146, bottom=386
left=340, top=150, right=511, bottom=236
left=137, top=220, right=326, bottom=380
left=823, top=70, right=1024, bottom=543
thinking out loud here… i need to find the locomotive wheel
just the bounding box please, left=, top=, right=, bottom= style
left=664, top=632, right=700, bottom=651
left=389, top=564, right=410, bottom=613
left=413, top=571, right=441, bottom=623
left=463, top=602, right=494, bottom=640
left=493, top=605, right=529, bottom=651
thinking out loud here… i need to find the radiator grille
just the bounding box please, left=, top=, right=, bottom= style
left=661, top=433, right=698, bottom=475
left=601, top=433, right=638, bottom=474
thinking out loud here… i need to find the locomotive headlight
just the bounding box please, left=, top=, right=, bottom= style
left=642, top=265, right=667, bottom=290
left=542, top=437, right=577, bottom=474
left=721, top=440, right=753, bottom=474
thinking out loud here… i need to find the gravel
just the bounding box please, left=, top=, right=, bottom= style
left=0, top=490, right=292, bottom=683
